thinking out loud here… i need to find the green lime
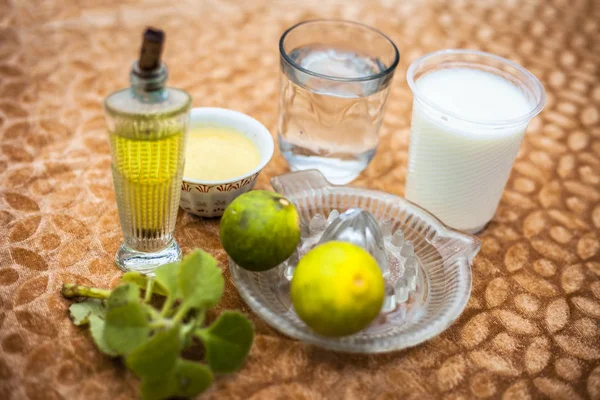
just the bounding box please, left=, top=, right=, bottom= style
left=220, top=190, right=300, bottom=271
left=290, top=241, right=385, bottom=337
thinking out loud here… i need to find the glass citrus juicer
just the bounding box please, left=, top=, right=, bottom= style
left=230, top=170, right=480, bottom=353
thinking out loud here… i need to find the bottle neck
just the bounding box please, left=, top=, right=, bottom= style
left=130, top=62, right=168, bottom=102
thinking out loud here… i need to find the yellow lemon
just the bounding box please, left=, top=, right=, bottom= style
left=290, top=241, right=385, bottom=337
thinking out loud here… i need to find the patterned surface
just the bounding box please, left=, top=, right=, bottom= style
left=0, top=0, right=599, bottom=398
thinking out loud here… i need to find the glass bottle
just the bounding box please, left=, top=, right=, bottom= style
left=104, top=28, right=191, bottom=273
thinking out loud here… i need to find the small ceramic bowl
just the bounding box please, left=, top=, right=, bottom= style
left=180, top=107, right=274, bottom=217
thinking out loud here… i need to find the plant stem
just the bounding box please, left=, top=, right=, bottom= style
left=144, top=279, right=154, bottom=303
left=145, top=305, right=162, bottom=320
left=173, top=303, right=190, bottom=324
left=160, top=296, right=175, bottom=317
left=149, top=319, right=170, bottom=329
left=62, top=283, right=111, bottom=299
left=194, top=310, right=206, bottom=327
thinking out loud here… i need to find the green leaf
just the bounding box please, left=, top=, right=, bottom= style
left=89, top=315, right=117, bottom=356
left=140, top=376, right=177, bottom=400
left=121, top=272, right=168, bottom=296
left=104, top=302, right=149, bottom=354
left=138, top=357, right=212, bottom=400
left=154, top=262, right=181, bottom=299
left=125, top=326, right=180, bottom=380
left=106, top=283, right=140, bottom=309
left=172, top=358, right=213, bottom=397
left=178, top=250, right=224, bottom=310
left=69, top=299, right=105, bottom=325
left=195, top=311, right=254, bottom=373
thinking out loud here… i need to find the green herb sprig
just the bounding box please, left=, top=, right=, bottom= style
left=62, top=249, right=254, bottom=400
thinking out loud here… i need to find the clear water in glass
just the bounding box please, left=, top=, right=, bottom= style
left=278, top=21, right=399, bottom=185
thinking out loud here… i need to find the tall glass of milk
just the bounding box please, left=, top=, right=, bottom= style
left=405, top=49, right=545, bottom=233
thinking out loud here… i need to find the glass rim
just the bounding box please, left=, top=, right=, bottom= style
left=279, top=19, right=400, bottom=83
left=406, top=49, right=546, bottom=127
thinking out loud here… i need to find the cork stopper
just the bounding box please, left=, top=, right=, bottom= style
left=138, top=27, right=165, bottom=71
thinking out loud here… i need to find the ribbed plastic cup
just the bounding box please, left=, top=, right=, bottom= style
left=405, top=49, right=546, bottom=233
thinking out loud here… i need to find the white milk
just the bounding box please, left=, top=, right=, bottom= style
left=405, top=68, right=533, bottom=232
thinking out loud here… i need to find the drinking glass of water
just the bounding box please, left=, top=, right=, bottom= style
left=278, top=20, right=399, bottom=184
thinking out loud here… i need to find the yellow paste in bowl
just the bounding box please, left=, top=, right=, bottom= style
left=184, top=126, right=260, bottom=181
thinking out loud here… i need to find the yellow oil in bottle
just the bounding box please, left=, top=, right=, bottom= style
left=109, top=120, right=185, bottom=249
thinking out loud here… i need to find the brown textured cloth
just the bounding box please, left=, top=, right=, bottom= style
left=1, top=0, right=599, bottom=399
